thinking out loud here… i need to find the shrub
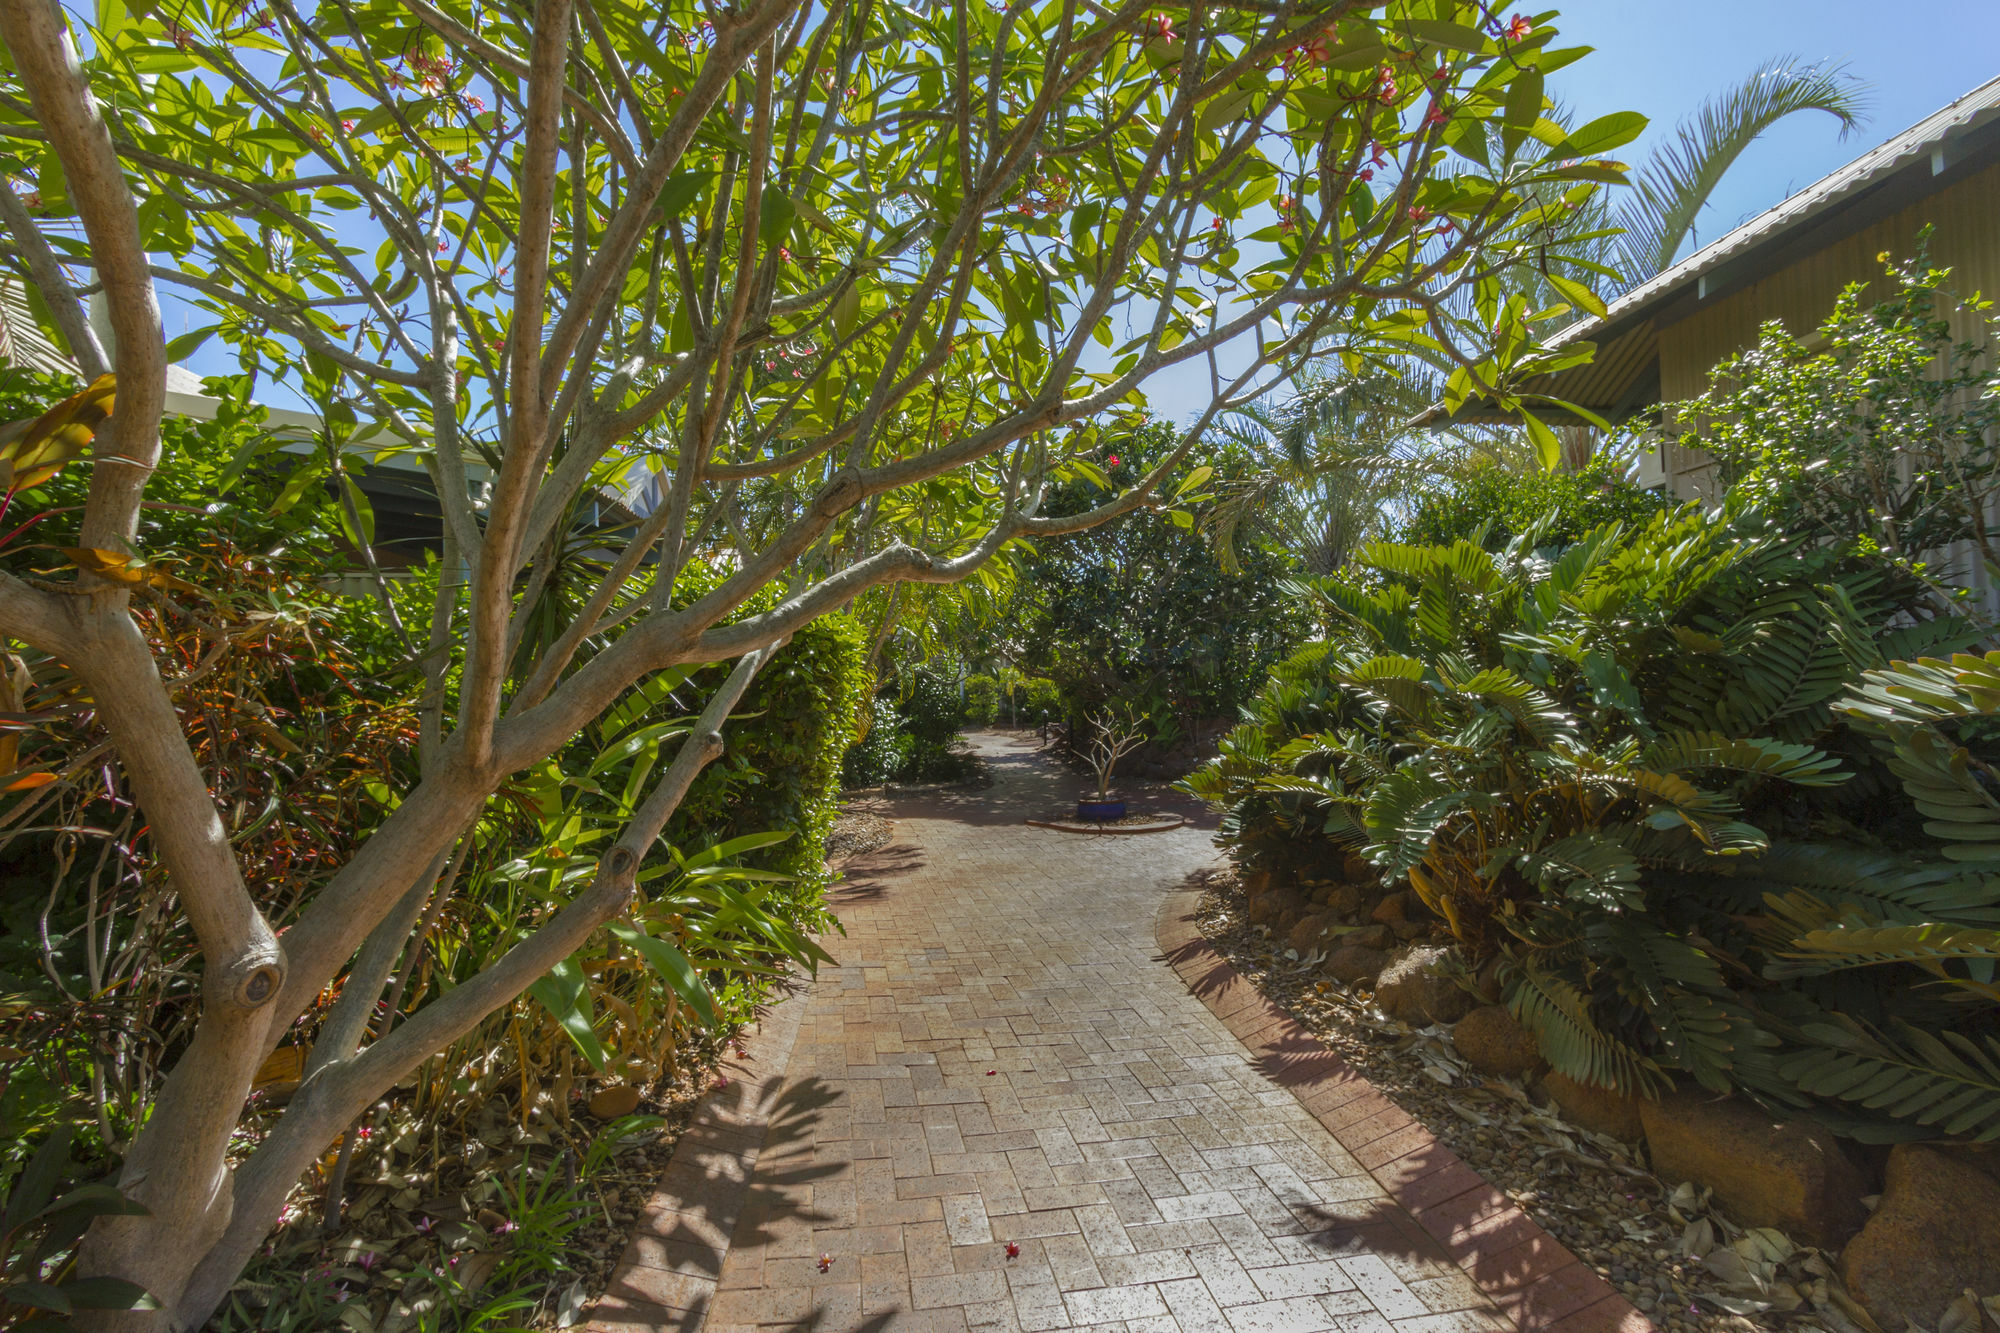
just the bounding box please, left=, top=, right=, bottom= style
left=1188, top=511, right=2000, bottom=1139
left=1021, top=677, right=1061, bottom=724
left=1684, top=235, right=2000, bottom=582
left=1011, top=421, right=1306, bottom=746
left=1400, top=454, right=1668, bottom=551
left=841, top=695, right=910, bottom=788
left=670, top=614, right=872, bottom=903
left=964, top=674, right=1001, bottom=726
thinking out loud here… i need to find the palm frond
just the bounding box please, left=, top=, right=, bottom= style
left=1617, top=59, right=1868, bottom=280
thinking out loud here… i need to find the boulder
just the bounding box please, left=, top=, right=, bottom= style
left=1453, top=1006, right=1541, bottom=1080
left=1323, top=945, right=1392, bottom=986
left=1343, top=923, right=1394, bottom=951
left=1639, top=1091, right=1867, bottom=1249
left=1246, top=886, right=1307, bottom=929
left=1544, top=1072, right=1645, bottom=1142
left=1369, top=893, right=1408, bottom=925
left=1320, top=882, right=1367, bottom=917
left=1288, top=914, right=1334, bottom=953
left=1841, top=1146, right=2000, bottom=1329
left=1374, top=945, right=1477, bottom=1025
left=1392, top=920, right=1429, bottom=942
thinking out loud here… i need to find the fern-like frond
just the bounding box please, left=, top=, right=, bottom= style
left=1504, top=963, right=1669, bottom=1097
left=1779, top=1015, right=2000, bottom=1141
left=1517, top=832, right=1643, bottom=912
left=1767, top=922, right=2000, bottom=1000
left=1642, top=730, right=1847, bottom=787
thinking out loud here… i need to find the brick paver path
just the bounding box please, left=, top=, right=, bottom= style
left=595, top=733, right=1515, bottom=1333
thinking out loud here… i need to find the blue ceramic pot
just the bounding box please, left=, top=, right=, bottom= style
left=1075, top=798, right=1126, bottom=822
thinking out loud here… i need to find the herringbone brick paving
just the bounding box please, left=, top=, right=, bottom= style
left=587, top=734, right=1643, bottom=1333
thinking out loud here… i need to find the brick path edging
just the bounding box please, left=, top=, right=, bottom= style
left=1021, top=816, right=1188, bottom=835
left=583, top=984, right=809, bottom=1332
left=1155, top=888, right=1653, bottom=1333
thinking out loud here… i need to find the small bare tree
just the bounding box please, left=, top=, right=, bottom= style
left=0, top=0, right=1628, bottom=1321
left=1085, top=706, right=1148, bottom=800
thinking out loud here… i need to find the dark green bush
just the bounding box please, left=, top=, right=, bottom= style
left=1188, top=508, right=2000, bottom=1141
left=668, top=614, right=871, bottom=907
left=841, top=695, right=910, bottom=787
left=964, top=675, right=1001, bottom=726
left=1009, top=421, right=1306, bottom=747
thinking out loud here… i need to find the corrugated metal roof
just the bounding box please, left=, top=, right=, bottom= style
left=1555, top=71, right=2000, bottom=349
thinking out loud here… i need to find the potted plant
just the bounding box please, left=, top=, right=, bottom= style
left=1077, top=707, right=1146, bottom=821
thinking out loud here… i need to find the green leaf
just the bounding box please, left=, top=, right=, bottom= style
left=655, top=169, right=713, bottom=221
left=2, top=1126, right=72, bottom=1236
left=1502, top=67, right=1544, bottom=155
left=4, top=1281, right=71, bottom=1315
left=527, top=958, right=608, bottom=1069
left=609, top=924, right=720, bottom=1029
left=62, top=1277, right=160, bottom=1312
left=1522, top=411, right=1560, bottom=471
left=164, top=325, right=218, bottom=363
left=1545, top=274, right=1606, bottom=321
left=759, top=189, right=798, bottom=250
left=1558, top=110, right=1648, bottom=157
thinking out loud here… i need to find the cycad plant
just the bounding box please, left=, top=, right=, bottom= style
left=1189, top=508, right=2000, bottom=1139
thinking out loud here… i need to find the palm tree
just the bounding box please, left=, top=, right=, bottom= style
left=1614, top=59, right=1868, bottom=284
left=1205, top=372, right=1477, bottom=576
left=1540, top=57, right=1868, bottom=467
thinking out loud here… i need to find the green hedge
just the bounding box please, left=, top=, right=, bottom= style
left=669, top=614, right=871, bottom=911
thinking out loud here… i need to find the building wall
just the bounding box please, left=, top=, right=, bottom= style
left=1656, top=157, right=2000, bottom=405
left=1651, top=157, right=2000, bottom=608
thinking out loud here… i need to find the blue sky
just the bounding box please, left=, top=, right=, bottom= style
left=1553, top=1, right=2000, bottom=254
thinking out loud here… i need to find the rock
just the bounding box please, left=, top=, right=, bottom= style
left=1245, top=886, right=1307, bottom=928
left=588, top=1085, right=643, bottom=1119
left=1373, top=945, right=1477, bottom=1025
left=1323, top=945, right=1391, bottom=986
left=1369, top=893, right=1407, bottom=925
left=1288, top=914, right=1333, bottom=953
left=1640, top=1091, right=1867, bottom=1249
left=1343, top=923, right=1394, bottom=951
left=1391, top=920, right=1428, bottom=942
left=1453, top=1005, right=1541, bottom=1080
left=1321, top=882, right=1366, bottom=917
left=1841, top=1145, right=2000, bottom=1330
left=1545, top=1072, right=1645, bottom=1142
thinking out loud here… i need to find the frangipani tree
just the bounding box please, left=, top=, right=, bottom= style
left=0, top=0, right=1633, bottom=1322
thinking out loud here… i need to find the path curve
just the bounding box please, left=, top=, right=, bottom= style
left=585, top=734, right=1625, bottom=1333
